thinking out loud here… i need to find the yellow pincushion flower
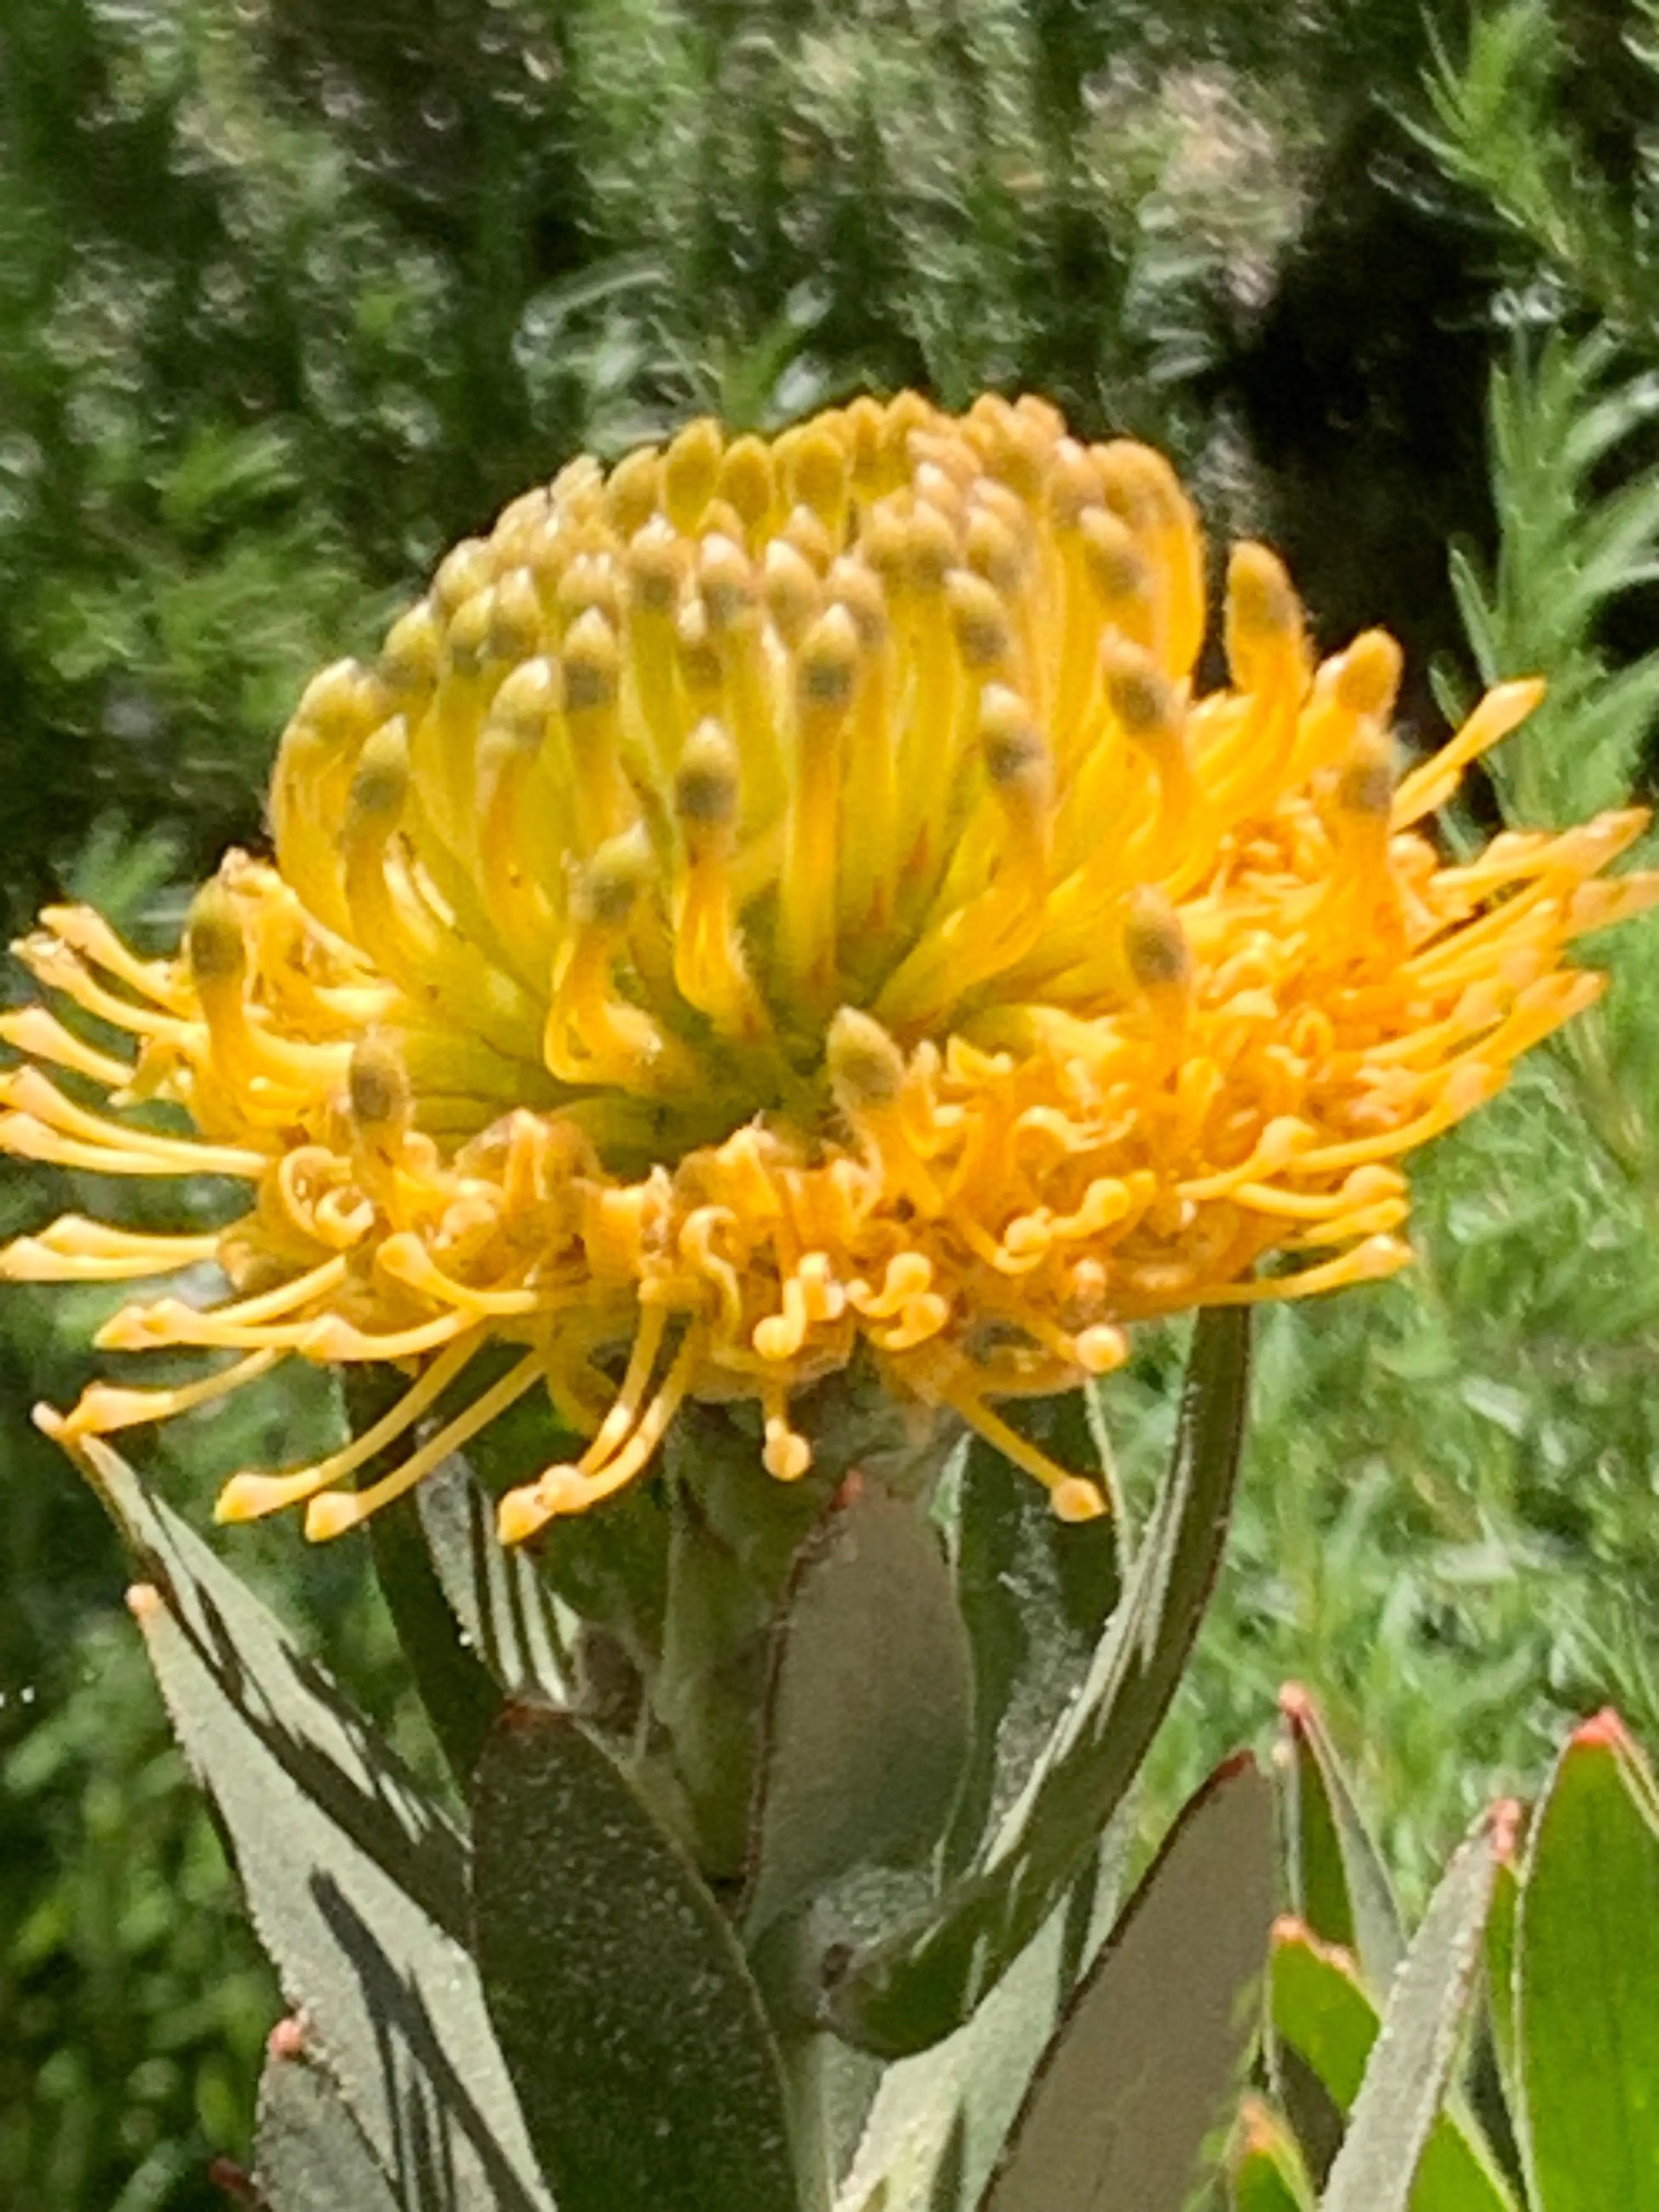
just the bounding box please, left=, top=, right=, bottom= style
left=4, top=392, right=1654, bottom=1544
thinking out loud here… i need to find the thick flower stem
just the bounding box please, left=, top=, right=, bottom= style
left=655, top=1483, right=777, bottom=1875
left=749, top=1906, right=839, bottom=2212
left=778, top=2023, right=836, bottom=2212
left=652, top=1405, right=830, bottom=1874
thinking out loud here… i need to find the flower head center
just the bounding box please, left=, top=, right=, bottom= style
left=5, top=392, right=1656, bottom=1545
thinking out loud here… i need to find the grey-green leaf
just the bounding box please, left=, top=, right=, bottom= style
left=370, top=1484, right=506, bottom=1793
left=836, top=1828, right=1129, bottom=2212
left=81, top=1438, right=552, bottom=2212
left=946, top=1399, right=1118, bottom=1872
left=979, top=1752, right=1276, bottom=2212
left=472, top=1700, right=801, bottom=2212
left=826, top=1307, right=1251, bottom=2057
left=347, top=1373, right=571, bottom=1790
left=416, top=1452, right=573, bottom=1703
left=254, top=2047, right=401, bottom=2212
left=1479, top=1845, right=1523, bottom=2140
left=746, top=1477, right=974, bottom=1938
left=1268, top=1918, right=1517, bottom=2212
left=1320, top=1808, right=1510, bottom=2212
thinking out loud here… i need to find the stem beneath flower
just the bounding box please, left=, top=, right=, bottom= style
left=777, top=2021, right=835, bottom=2212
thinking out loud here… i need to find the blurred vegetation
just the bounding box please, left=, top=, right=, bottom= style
left=3, top=0, right=1659, bottom=2203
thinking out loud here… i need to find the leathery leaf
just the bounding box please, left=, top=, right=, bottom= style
left=253, top=2039, right=401, bottom=2212
left=1278, top=1682, right=1405, bottom=1995
left=472, top=1701, right=801, bottom=2212
left=1269, top=1920, right=1516, bottom=2211
left=827, top=1308, right=1251, bottom=2057
left=1229, top=2097, right=1317, bottom=2212
left=979, top=1751, right=1276, bottom=2212
left=745, top=1476, right=974, bottom=1941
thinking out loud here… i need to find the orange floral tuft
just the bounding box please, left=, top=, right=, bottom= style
left=6, top=393, right=1655, bottom=1540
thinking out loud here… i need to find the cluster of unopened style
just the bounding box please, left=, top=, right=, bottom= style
left=3, top=393, right=1653, bottom=1542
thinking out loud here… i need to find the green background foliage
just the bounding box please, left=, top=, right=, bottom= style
left=3, top=0, right=1658, bottom=2203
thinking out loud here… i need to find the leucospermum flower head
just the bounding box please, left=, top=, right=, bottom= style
left=5, top=394, right=1655, bottom=1543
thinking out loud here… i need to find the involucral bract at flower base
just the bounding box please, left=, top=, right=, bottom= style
left=4, top=392, right=1654, bottom=1543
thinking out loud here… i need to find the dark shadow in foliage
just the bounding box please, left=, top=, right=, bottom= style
left=153, top=1533, right=469, bottom=1944
left=1235, top=118, right=1494, bottom=708
left=929, top=2111, right=969, bottom=2212
left=255, top=2047, right=402, bottom=2212
left=348, top=1368, right=574, bottom=1792
left=945, top=1392, right=1120, bottom=1875
left=84, top=1440, right=551, bottom=2211
left=416, top=1455, right=573, bottom=1703
left=369, top=1481, right=506, bottom=1797
left=314, top=1875, right=549, bottom=2212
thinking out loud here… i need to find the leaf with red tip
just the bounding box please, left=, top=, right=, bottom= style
left=1229, top=2097, right=1316, bottom=2212
left=1277, top=1683, right=1404, bottom=1995
left=254, top=2048, right=400, bottom=2212
left=1517, top=1711, right=1659, bottom=2212
left=1270, top=1920, right=1379, bottom=2110
left=1269, top=1920, right=1516, bottom=2211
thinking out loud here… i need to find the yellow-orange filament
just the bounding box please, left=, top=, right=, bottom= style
left=3, top=391, right=1651, bottom=1540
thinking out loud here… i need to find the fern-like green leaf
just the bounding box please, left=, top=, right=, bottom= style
left=1448, top=331, right=1659, bottom=823
left=1412, top=1, right=1644, bottom=326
